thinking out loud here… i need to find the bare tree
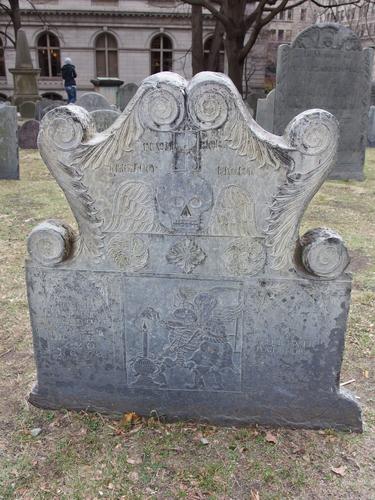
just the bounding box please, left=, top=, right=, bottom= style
left=0, top=0, right=48, bottom=46
left=180, top=0, right=367, bottom=95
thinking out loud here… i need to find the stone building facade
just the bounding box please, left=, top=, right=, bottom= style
left=0, top=0, right=315, bottom=101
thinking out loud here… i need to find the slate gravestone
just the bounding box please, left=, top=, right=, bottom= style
left=19, top=119, right=40, bottom=149
left=90, top=109, right=121, bottom=132
left=256, top=89, right=275, bottom=132
left=0, top=105, right=19, bottom=179
left=368, top=106, right=375, bottom=147
left=20, top=101, right=36, bottom=119
left=35, top=99, right=65, bottom=121
left=27, top=72, right=361, bottom=431
left=117, top=83, right=138, bottom=111
left=274, top=23, right=372, bottom=181
left=76, top=92, right=111, bottom=112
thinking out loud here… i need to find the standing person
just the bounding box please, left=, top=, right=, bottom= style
left=61, top=57, right=77, bottom=104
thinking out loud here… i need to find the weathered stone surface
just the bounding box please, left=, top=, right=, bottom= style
left=368, top=106, right=375, bottom=147
left=117, top=83, right=138, bottom=111
left=19, top=101, right=36, bottom=119
left=256, top=89, right=275, bottom=132
left=9, top=29, right=40, bottom=108
left=90, top=109, right=121, bottom=132
left=0, top=105, right=19, bottom=179
left=27, top=72, right=361, bottom=431
left=76, top=92, right=111, bottom=112
left=274, top=23, right=372, bottom=181
left=19, top=119, right=40, bottom=149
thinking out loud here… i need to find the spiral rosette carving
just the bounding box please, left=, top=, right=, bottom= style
left=107, top=235, right=149, bottom=272
left=300, top=228, right=350, bottom=279
left=188, top=84, right=229, bottom=130
left=27, top=220, right=74, bottom=266
left=286, top=109, right=338, bottom=157
left=39, top=105, right=96, bottom=151
left=223, top=238, right=266, bottom=276
left=139, top=86, right=185, bottom=131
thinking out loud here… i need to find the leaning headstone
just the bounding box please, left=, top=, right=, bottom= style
left=20, top=101, right=36, bottom=119
left=0, top=105, right=19, bottom=179
left=116, top=83, right=138, bottom=111
left=9, top=29, right=40, bottom=108
left=274, top=23, right=372, bottom=181
left=19, top=119, right=40, bottom=149
left=368, top=106, right=375, bottom=147
left=76, top=92, right=111, bottom=112
left=256, top=89, right=275, bottom=132
left=27, top=72, right=361, bottom=431
left=90, top=109, right=120, bottom=132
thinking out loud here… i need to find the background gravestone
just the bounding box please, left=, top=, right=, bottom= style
left=116, top=83, right=138, bottom=111
left=368, top=106, right=375, bottom=147
left=274, top=23, right=372, bottom=181
left=76, top=92, right=111, bottom=112
left=0, top=105, right=19, bottom=179
left=19, top=120, right=40, bottom=149
left=27, top=72, right=361, bottom=431
left=19, top=101, right=36, bottom=119
left=256, top=89, right=275, bottom=132
left=90, top=109, right=121, bottom=132
left=35, top=99, right=65, bottom=121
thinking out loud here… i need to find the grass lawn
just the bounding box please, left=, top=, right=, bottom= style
left=0, top=149, right=374, bottom=499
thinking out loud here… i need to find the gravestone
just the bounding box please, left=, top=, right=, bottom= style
left=0, top=105, right=19, bottom=179
left=90, top=109, right=121, bottom=132
left=27, top=72, right=361, bottom=431
left=35, top=99, right=65, bottom=121
left=368, top=106, right=375, bottom=147
left=117, top=83, right=138, bottom=111
left=19, top=120, right=40, bottom=149
left=9, top=29, right=40, bottom=108
left=20, top=101, right=36, bottom=119
left=256, top=89, right=275, bottom=132
left=76, top=92, right=111, bottom=112
left=274, top=23, right=372, bottom=181
left=371, top=82, right=375, bottom=106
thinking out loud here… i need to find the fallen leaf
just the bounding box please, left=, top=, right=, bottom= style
left=126, top=456, right=143, bottom=465
left=30, top=428, right=42, bottom=437
left=250, top=489, right=260, bottom=500
left=107, top=483, right=114, bottom=490
left=200, top=437, right=209, bottom=445
left=302, top=454, right=311, bottom=463
left=363, top=370, right=369, bottom=379
left=265, top=431, right=277, bottom=444
left=331, top=466, right=347, bottom=477
left=120, top=412, right=141, bottom=427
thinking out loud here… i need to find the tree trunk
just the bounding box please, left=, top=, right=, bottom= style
left=9, top=0, right=21, bottom=38
left=207, top=18, right=224, bottom=72
left=225, top=32, right=245, bottom=96
left=191, top=5, right=203, bottom=75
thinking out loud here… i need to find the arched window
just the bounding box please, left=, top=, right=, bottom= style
left=95, top=33, right=118, bottom=77
left=37, top=32, right=61, bottom=77
left=0, top=39, right=5, bottom=77
left=150, top=34, right=173, bottom=74
left=204, top=36, right=225, bottom=73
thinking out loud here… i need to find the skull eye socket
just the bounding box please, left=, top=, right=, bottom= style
left=172, top=197, right=185, bottom=208
left=189, top=197, right=202, bottom=209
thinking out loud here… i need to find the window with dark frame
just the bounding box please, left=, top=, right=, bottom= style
left=37, top=32, right=61, bottom=77
left=95, top=32, right=118, bottom=77
left=0, top=39, right=5, bottom=77
left=150, top=34, right=173, bottom=74
left=203, top=36, right=225, bottom=73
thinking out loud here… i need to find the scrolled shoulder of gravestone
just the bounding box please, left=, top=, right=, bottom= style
left=27, top=219, right=75, bottom=266
left=299, top=228, right=350, bottom=279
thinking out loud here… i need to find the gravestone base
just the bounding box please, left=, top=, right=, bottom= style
left=27, top=266, right=362, bottom=432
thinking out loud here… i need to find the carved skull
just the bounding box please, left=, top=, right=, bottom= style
left=157, top=173, right=213, bottom=233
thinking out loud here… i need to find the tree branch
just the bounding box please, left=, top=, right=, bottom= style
left=180, top=0, right=230, bottom=28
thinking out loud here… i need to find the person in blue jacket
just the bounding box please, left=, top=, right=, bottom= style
left=61, top=57, right=77, bottom=104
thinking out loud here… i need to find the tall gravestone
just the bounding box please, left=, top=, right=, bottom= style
left=0, top=105, right=19, bottom=179
left=256, top=89, right=275, bottom=132
left=27, top=72, right=361, bottom=431
left=9, top=29, right=40, bottom=108
left=274, top=23, right=372, bottom=181
left=117, top=83, right=139, bottom=111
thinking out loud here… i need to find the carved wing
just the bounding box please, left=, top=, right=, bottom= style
left=104, top=181, right=161, bottom=233
left=37, top=106, right=105, bottom=261
left=210, top=185, right=259, bottom=237
left=266, top=110, right=339, bottom=271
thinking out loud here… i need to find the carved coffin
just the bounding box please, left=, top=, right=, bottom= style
left=26, top=72, right=361, bottom=431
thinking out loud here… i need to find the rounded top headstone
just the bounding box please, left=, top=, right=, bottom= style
left=76, top=92, right=112, bottom=112
left=292, top=23, right=362, bottom=51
